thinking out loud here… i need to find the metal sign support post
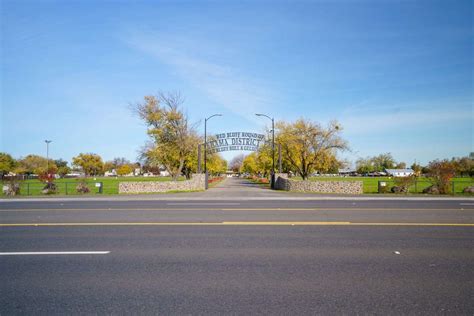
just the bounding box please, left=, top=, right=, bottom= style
left=204, top=114, right=222, bottom=189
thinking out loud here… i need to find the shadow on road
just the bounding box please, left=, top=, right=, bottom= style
left=204, top=177, right=276, bottom=197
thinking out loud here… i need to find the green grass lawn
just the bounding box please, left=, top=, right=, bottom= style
left=1, top=176, right=184, bottom=196
left=292, top=176, right=474, bottom=194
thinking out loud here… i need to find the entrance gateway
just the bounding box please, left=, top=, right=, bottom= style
left=200, top=131, right=273, bottom=189
left=207, top=132, right=265, bottom=154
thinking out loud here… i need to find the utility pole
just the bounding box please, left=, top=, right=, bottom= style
left=45, top=140, right=52, bottom=173
left=256, top=114, right=275, bottom=189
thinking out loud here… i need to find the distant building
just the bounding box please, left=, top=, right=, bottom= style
left=385, top=169, right=414, bottom=177
left=104, top=169, right=117, bottom=177
left=338, top=168, right=357, bottom=176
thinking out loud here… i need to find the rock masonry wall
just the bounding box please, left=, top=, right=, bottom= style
left=275, top=173, right=363, bottom=194
left=119, top=174, right=206, bottom=194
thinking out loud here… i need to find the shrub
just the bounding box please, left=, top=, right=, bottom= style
left=41, top=182, right=57, bottom=195
left=38, top=170, right=57, bottom=194
left=427, top=160, right=455, bottom=194
left=423, top=185, right=440, bottom=195
left=392, top=176, right=416, bottom=194
left=2, top=176, right=22, bottom=196
left=76, top=179, right=90, bottom=194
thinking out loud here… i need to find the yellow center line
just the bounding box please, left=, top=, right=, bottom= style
left=221, top=208, right=470, bottom=212
left=0, top=222, right=473, bottom=227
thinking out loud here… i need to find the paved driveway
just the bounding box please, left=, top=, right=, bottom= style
left=203, top=177, right=282, bottom=198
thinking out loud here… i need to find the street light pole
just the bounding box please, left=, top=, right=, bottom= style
left=256, top=114, right=275, bottom=189
left=204, top=114, right=222, bottom=189
left=45, top=140, right=52, bottom=173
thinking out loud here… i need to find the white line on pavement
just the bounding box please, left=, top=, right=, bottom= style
left=459, top=203, right=474, bottom=206
left=167, top=203, right=241, bottom=206
left=0, top=251, right=110, bottom=256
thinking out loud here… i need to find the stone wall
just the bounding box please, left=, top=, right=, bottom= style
left=119, top=174, right=206, bottom=194
left=275, top=174, right=363, bottom=194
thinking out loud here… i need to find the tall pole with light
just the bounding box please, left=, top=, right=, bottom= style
left=45, top=140, right=52, bottom=173
left=255, top=113, right=275, bottom=189
left=204, top=114, right=222, bottom=189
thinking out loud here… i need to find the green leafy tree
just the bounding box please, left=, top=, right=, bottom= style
left=54, top=159, right=68, bottom=168
left=54, top=159, right=70, bottom=177
left=372, top=153, right=396, bottom=171
left=356, top=157, right=374, bottom=174
left=451, top=156, right=474, bottom=177
left=275, top=119, right=348, bottom=180
left=357, top=153, right=397, bottom=174
left=72, top=153, right=104, bottom=176
left=0, top=152, right=16, bottom=176
left=395, top=162, right=407, bottom=169
left=57, top=166, right=71, bottom=178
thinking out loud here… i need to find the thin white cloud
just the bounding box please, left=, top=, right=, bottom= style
left=340, top=107, right=472, bottom=135
left=122, top=32, right=275, bottom=123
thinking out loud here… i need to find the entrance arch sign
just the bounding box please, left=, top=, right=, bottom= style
left=207, top=132, right=265, bottom=154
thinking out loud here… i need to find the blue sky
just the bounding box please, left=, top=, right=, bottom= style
left=1, top=0, right=472, bottom=166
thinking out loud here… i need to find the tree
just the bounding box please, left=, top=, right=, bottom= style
left=372, top=153, right=396, bottom=171
left=395, top=162, right=407, bottom=169
left=276, top=119, right=348, bottom=180
left=117, top=164, right=133, bottom=176
left=427, top=159, right=455, bottom=194
left=0, top=152, right=16, bottom=176
left=242, top=153, right=259, bottom=175
left=207, top=153, right=227, bottom=175
left=72, top=153, right=104, bottom=176
left=256, top=143, right=273, bottom=177
left=103, top=161, right=115, bottom=173
left=113, top=157, right=131, bottom=168
left=229, top=154, right=245, bottom=173
left=54, top=159, right=68, bottom=168
left=451, top=156, right=474, bottom=177
left=411, top=162, right=422, bottom=176
left=57, top=166, right=71, bottom=177
left=356, top=157, right=374, bottom=174
left=181, top=132, right=202, bottom=179
left=15, top=154, right=57, bottom=176
left=133, top=92, right=197, bottom=180
left=392, top=175, right=416, bottom=194
left=103, top=157, right=133, bottom=174
left=356, top=153, right=397, bottom=174
left=54, top=159, right=70, bottom=177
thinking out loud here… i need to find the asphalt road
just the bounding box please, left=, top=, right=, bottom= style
left=1, top=179, right=473, bottom=314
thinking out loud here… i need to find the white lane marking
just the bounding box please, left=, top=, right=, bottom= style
left=459, top=203, right=474, bottom=206
left=0, top=251, right=110, bottom=256
left=166, top=203, right=240, bottom=206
